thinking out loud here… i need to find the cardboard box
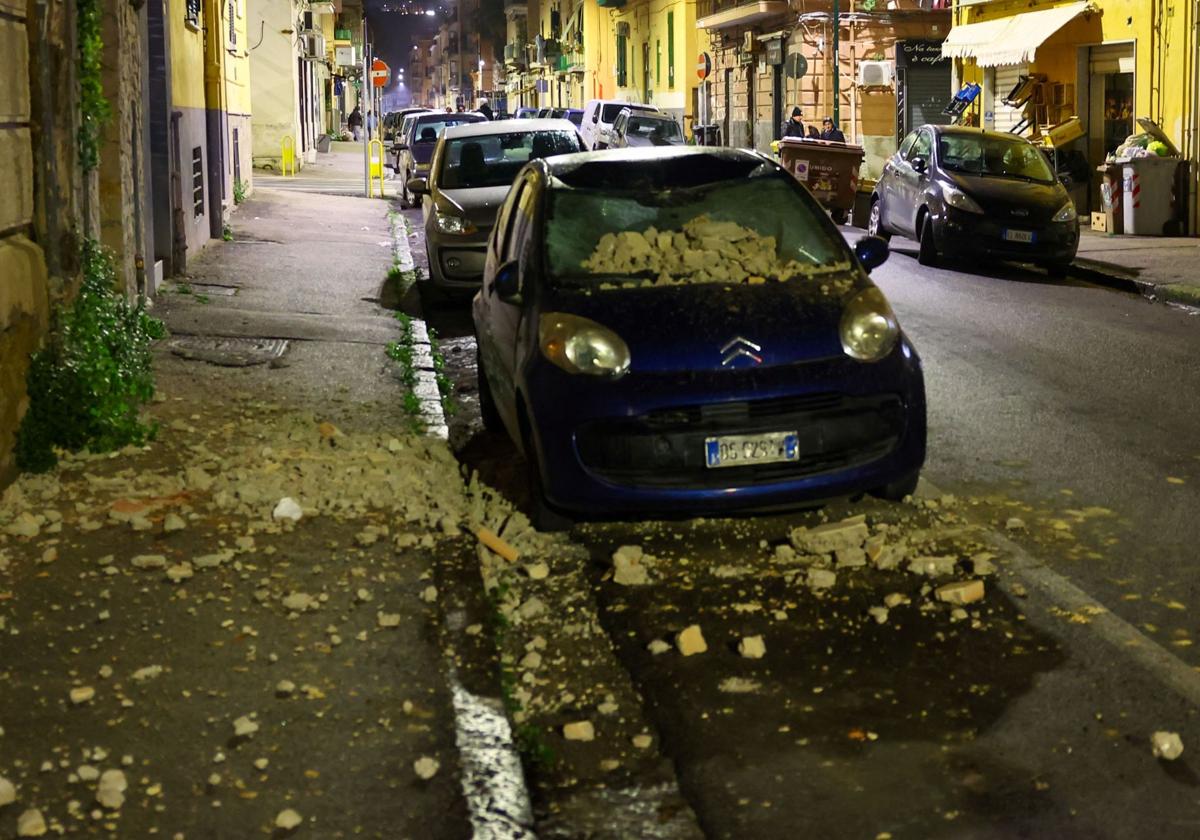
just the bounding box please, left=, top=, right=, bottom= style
left=1091, top=211, right=1109, bottom=232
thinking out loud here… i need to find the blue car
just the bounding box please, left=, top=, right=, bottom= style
left=473, top=147, right=926, bottom=529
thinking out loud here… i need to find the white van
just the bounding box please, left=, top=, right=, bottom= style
left=581, top=100, right=663, bottom=150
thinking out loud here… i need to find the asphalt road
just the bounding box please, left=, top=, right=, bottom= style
left=417, top=210, right=1200, bottom=839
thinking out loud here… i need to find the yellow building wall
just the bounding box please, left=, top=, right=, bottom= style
left=587, top=0, right=697, bottom=119
left=225, top=0, right=253, bottom=116
left=169, top=0, right=206, bottom=109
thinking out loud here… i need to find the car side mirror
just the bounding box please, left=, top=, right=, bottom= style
left=407, top=177, right=428, bottom=196
left=1060, top=174, right=1073, bottom=189
left=910, top=155, right=928, bottom=174
left=493, top=260, right=521, bottom=303
left=854, top=236, right=890, bottom=272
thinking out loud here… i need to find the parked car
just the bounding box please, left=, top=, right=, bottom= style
left=383, top=108, right=427, bottom=143
left=580, top=100, right=662, bottom=150
left=869, top=125, right=1080, bottom=274
left=389, top=110, right=432, bottom=170
left=408, top=119, right=586, bottom=295
left=472, top=147, right=926, bottom=529
left=396, top=111, right=487, bottom=208
left=514, top=107, right=539, bottom=119
left=548, top=107, right=584, bottom=127
left=609, top=109, right=685, bottom=148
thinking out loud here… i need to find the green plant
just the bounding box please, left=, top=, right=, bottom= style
left=233, top=178, right=247, bottom=205
left=222, top=223, right=233, bottom=241
left=76, top=0, right=111, bottom=172
left=15, top=239, right=165, bottom=472
left=427, top=327, right=457, bottom=417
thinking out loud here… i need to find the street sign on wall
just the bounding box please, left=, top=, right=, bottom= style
left=697, top=52, right=712, bottom=81
left=785, top=52, right=808, bottom=79
left=370, top=58, right=390, bottom=88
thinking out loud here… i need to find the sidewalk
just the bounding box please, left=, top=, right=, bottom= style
left=1074, top=228, right=1200, bottom=307
left=256, top=142, right=392, bottom=198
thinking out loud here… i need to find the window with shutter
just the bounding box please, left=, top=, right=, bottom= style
left=667, top=11, right=674, bottom=88
left=227, top=0, right=236, bottom=46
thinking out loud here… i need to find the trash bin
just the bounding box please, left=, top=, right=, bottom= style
left=693, top=124, right=721, bottom=146
left=1097, top=163, right=1123, bottom=235
left=776, top=138, right=865, bottom=225
left=1121, top=155, right=1179, bottom=235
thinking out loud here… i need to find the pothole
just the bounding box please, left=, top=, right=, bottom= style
left=167, top=336, right=290, bottom=367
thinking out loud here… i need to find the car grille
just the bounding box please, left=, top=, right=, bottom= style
left=575, top=392, right=905, bottom=489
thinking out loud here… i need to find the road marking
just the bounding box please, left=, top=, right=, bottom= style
left=920, top=479, right=1200, bottom=707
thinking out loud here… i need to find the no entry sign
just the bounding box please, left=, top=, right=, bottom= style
left=370, top=58, right=390, bottom=88
left=697, top=52, right=712, bottom=81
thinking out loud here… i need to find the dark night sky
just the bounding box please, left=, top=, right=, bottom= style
left=363, top=0, right=454, bottom=76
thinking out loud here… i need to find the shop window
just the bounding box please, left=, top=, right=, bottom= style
left=185, top=0, right=201, bottom=30
left=667, top=11, right=675, bottom=88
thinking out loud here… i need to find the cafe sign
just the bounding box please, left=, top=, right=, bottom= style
left=895, top=40, right=949, bottom=69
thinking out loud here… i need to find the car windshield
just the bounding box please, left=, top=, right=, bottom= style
left=545, top=176, right=850, bottom=287
left=938, top=134, right=1056, bottom=183
left=626, top=116, right=681, bottom=142
left=412, top=116, right=479, bottom=144
left=602, top=103, right=649, bottom=122
left=439, top=130, right=582, bottom=189
left=400, top=114, right=424, bottom=142
left=566, top=111, right=583, bottom=126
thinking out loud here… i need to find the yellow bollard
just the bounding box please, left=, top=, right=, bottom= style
left=281, top=135, right=297, bottom=177
left=368, top=139, right=385, bottom=198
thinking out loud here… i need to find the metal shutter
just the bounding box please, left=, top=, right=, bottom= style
left=1089, top=43, right=1134, bottom=74
left=992, top=64, right=1027, bottom=133
left=904, top=66, right=953, bottom=134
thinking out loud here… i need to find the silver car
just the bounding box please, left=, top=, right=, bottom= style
left=408, top=119, right=585, bottom=296
left=609, top=108, right=683, bottom=148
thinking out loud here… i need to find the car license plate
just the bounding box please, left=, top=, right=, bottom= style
left=705, top=432, right=799, bottom=469
left=1003, top=229, right=1036, bottom=243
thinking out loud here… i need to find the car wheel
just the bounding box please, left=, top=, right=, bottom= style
left=1043, top=260, right=1071, bottom=279
left=518, top=410, right=573, bottom=533
left=867, top=199, right=891, bottom=242
left=917, top=215, right=940, bottom=267
left=871, top=469, right=921, bottom=502
left=475, top=346, right=503, bottom=434
left=831, top=208, right=849, bottom=226
left=401, top=173, right=411, bottom=208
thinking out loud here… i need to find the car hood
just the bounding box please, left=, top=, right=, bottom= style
left=439, top=186, right=510, bottom=229
left=540, top=280, right=856, bottom=374
left=945, top=172, right=1068, bottom=223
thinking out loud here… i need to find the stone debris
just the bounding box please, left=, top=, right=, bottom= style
left=275, top=808, right=303, bottom=830
left=166, top=562, right=194, bottom=583
left=791, top=516, right=869, bottom=555
left=96, top=769, right=127, bottom=809
left=883, top=593, right=911, bottom=609
left=162, top=513, right=187, bottom=533
left=868, top=607, right=890, bottom=625
left=77, top=765, right=100, bottom=782
left=0, top=775, right=15, bottom=806
left=807, top=568, right=837, bottom=591
left=935, top=580, right=985, bottom=606
left=376, top=612, right=401, bottom=629
left=675, top=625, right=707, bottom=656
left=718, top=677, right=761, bottom=694
left=131, top=554, right=167, bottom=570
left=69, top=686, right=95, bottom=705
left=612, top=545, right=651, bottom=586
left=563, top=721, right=596, bottom=741
left=5, top=513, right=42, bottom=538
left=1151, top=731, right=1184, bottom=761
left=131, top=665, right=163, bottom=682
left=524, top=562, right=550, bottom=580
left=971, top=552, right=998, bottom=576
left=520, top=651, right=542, bottom=670
left=355, top=588, right=374, bottom=603
left=254, top=758, right=270, bottom=770
left=16, top=808, right=46, bottom=837
left=516, top=597, right=546, bottom=621
left=193, top=550, right=233, bottom=569
left=272, top=497, right=303, bottom=522
left=1005, top=517, right=1026, bottom=531
left=282, top=592, right=317, bottom=612
left=647, top=639, right=671, bottom=655
left=275, top=680, right=296, bottom=697
left=835, top=547, right=867, bottom=569
left=233, top=715, right=259, bottom=738
left=907, top=555, right=957, bottom=577
left=632, top=734, right=653, bottom=750
left=413, top=757, right=440, bottom=779
left=420, top=585, right=438, bottom=604
left=738, top=635, right=767, bottom=659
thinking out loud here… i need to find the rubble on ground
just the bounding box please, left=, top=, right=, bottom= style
left=1151, top=731, right=1184, bottom=760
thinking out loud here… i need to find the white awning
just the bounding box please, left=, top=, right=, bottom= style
left=941, top=1, right=1094, bottom=67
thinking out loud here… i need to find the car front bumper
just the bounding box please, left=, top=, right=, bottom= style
left=937, top=209, right=1079, bottom=264
left=426, top=229, right=490, bottom=288
left=522, top=341, right=927, bottom=517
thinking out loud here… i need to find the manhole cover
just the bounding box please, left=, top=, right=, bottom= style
left=189, top=283, right=239, bottom=296
left=168, top=336, right=289, bottom=367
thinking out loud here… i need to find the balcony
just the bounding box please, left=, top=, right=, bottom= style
left=696, top=0, right=788, bottom=29
left=503, top=0, right=526, bottom=14
left=504, top=42, right=528, bottom=67
left=557, top=50, right=585, bottom=73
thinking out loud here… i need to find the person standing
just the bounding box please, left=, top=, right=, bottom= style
left=366, top=110, right=378, bottom=138
left=348, top=106, right=363, bottom=141
left=782, top=107, right=807, bottom=139
left=478, top=98, right=494, bottom=120
left=820, top=117, right=846, bottom=143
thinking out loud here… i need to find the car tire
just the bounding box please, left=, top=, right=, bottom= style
left=917, top=215, right=940, bottom=267
left=1043, top=260, right=1071, bottom=279
left=476, top=347, right=503, bottom=434
left=871, top=469, right=921, bottom=502
left=867, top=198, right=891, bottom=242
left=400, top=172, right=412, bottom=208
left=518, top=409, right=573, bottom=533
left=831, top=208, right=849, bottom=226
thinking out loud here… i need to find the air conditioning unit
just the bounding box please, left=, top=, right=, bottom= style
left=616, top=22, right=630, bottom=38
left=301, top=33, right=325, bottom=60
left=299, top=11, right=319, bottom=37
left=857, top=60, right=893, bottom=88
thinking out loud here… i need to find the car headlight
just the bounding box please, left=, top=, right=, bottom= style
left=435, top=212, right=476, bottom=235
left=539, top=313, right=631, bottom=378
left=840, top=287, right=900, bottom=363
left=943, top=184, right=984, bottom=214
left=1053, top=201, right=1076, bottom=223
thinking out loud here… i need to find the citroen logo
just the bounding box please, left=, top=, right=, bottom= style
left=720, top=336, right=763, bottom=366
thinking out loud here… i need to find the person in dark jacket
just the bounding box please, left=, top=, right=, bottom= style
left=820, top=117, right=846, bottom=142
left=807, top=125, right=821, bottom=139
left=478, top=98, right=494, bottom=120
left=348, top=106, right=363, bottom=141
left=782, top=107, right=807, bottom=139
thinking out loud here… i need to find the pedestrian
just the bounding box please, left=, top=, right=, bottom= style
left=782, top=106, right=807, bottom=139
left=820, top=117, right=846, bottom=143
left=348, top=106, right=363, bottom=141
left=807, top=125, right=821, bottom=139
left=366, top=110, right=378, bottom=137
left=445, top=106, right=453, bottom=114
left=478, top=98, right=493, bottom=120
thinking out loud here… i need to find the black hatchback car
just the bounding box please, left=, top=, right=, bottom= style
left=869, top=126, right=1079, bottom=275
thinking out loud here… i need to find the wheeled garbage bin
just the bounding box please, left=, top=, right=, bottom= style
left=776, top=138, right=865, bottom=225
left=1121, top=155, right=1180, bottom=236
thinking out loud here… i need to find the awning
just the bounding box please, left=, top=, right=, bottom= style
left=941, top=1, right=1094, bottom=67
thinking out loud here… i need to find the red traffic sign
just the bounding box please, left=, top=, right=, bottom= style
left=370, top=58, right=391, bottom=88
left=697, top=52, right=712, bottom=81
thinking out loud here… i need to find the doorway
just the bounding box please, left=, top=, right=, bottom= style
left=723, top=68, right=732, bottom=145
left=772, top=63, right=783, bottom=141
left=746, top=64, right=755, bottom=148
left=1085, top=42, right=1135, bottom=211
left=643, top=42, right=651, bottom=103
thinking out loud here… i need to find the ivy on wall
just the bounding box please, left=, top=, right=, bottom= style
left=77, top=0, right=111, bottom=172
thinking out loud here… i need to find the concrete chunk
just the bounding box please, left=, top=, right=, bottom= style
left=675, top=625, right=707, bottom=656
left=935, top=579, right=985, bottom=605
left=738, top=635, right=766, bottom=659
left=807, top=568, right=837, bottom=591
left=1151, top=731, right=1184, bottom=760
left=907, top=555, right=957, bottom=577
left=563, top=721, right=595, bottom=741
left=790, top=516, right=869, bottom=555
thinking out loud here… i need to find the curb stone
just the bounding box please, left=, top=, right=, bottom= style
left=1071, top=258, right=1200, bottom=311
